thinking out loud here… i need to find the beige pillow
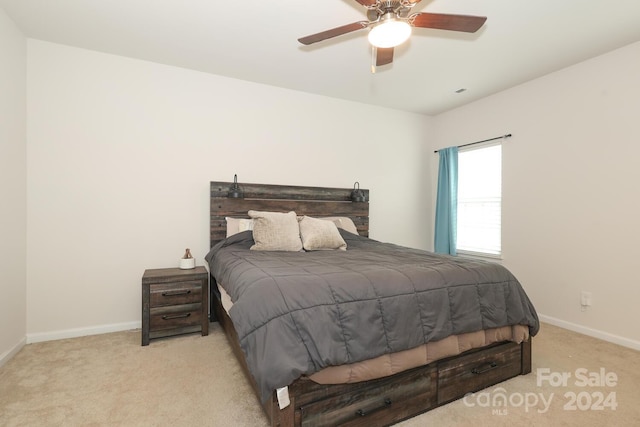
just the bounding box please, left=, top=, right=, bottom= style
left=248, top=210, right=302, bottom=251
left=299, top=216, right=347, bottom=251
left=321, top=216, right=359, bottom=235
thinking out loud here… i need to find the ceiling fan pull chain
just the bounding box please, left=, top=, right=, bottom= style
left=371, top=45, right=377, bottom=74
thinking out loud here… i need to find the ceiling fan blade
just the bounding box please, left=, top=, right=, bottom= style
left=354, top=0, right=377, bottom=6
left=411, top=13, right=487, bottom=33
left=376, top=47, right=394, bottom=66
left=298, top=21, right=368, bottom=45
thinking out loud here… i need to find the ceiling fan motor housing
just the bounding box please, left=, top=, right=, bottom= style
left=371, top=1, right=412, bottom=20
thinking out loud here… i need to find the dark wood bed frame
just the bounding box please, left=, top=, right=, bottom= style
left=208, top=181, right=532, bottom=427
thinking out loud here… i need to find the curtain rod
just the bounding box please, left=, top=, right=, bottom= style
left=433, top=133, right=512, bottom=153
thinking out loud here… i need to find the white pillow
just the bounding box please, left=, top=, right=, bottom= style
left=321, top=216, right=359, bottom=235
left=238, top=219, right=254, bottom=233
left=248, top=210, right=303, bottom=251
left=299, top=216, right=347, bottom=251
left=225, top=217, right=254, bottom=237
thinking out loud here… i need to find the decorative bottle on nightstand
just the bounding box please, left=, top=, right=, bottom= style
left=180, top=248, right=195, bottom=269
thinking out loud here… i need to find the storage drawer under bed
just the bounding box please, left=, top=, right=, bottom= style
left=284, top=341, right=524, bottom=427
left=297, top=365, right=437, bottom=427
left=437, top=341, right=523, bottom=405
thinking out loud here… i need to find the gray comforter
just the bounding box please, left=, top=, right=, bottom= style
left=206, top=230, right=539, bottom=403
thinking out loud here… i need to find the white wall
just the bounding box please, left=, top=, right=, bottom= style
left=26, top=40, right=432, bottom=341
left=0, top=9, right=27, bottom=364
left=432, top=41, right=640, bottom=349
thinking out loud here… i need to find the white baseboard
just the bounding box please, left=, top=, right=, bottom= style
left=0, top=336, right=27, bottom=368
left=539, top=314, right=640, bottom=351
left=26, top=321, right=141, bottom=344
left=18, top=316, right=640, bottom=352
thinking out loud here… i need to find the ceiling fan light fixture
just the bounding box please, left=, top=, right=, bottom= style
left=368, top=19, right=412, bottom=48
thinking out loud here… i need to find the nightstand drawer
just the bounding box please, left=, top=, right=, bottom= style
left=149, top=303, right=202, bottom=331
left=149, top=281, right=202, bottom=307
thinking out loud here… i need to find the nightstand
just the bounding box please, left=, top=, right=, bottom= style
left=141, top=266, right=209, bottom=346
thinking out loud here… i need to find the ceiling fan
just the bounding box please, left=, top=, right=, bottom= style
left=298, top=0, right=487, bottom=67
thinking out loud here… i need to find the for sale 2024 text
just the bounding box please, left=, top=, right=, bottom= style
left=538, top=367, right=618, bottom=411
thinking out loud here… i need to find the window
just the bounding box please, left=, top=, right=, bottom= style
left=457, top=144, right=502, bottom=256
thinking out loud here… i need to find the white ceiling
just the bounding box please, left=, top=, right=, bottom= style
left=3, top=0, right=640, bottom=115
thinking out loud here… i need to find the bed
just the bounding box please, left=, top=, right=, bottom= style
left=206, top=181, right=539, bottom=426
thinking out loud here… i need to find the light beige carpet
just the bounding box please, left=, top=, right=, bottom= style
left=1, top=322, right=638, bottom=426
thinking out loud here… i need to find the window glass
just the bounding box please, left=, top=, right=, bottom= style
left=457, top=144, right=501, bottom=256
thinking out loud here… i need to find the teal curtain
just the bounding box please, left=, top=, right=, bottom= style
left=434, top=147, right=458, bottom=255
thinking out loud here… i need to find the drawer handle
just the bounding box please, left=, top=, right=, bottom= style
left=162, top=290, right=192, bottom=297
left=472, top=361, right=498, bottom=375
left=355, top=397, right=392, bottom=417
left=161, top=313, right=192, bottom=320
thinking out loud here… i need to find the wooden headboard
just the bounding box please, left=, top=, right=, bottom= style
left=210, top=181, right=369, bottom=248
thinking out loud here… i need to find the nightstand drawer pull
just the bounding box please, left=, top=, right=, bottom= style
left=161, top=290, right=192, bottom=297
left=161, top=313, right=192, bottom=320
